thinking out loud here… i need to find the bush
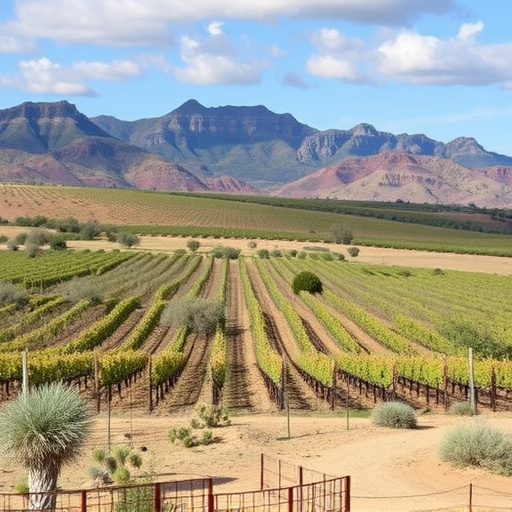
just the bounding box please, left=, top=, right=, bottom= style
left=65, top=277, right=102, bottom=304
left=6, top=238, right=18, bottom=251
left=186, top=239, right=201, bottom=252
left=212, top=246, right=241, bottom=259
left=161, top=298, right=225, bottom=336
left=25, top=243, right=40, bottom=258
left=248, top=240, right=257, bottom=249
left=292, top=271, right=323, bottom=295
left=0, top=235, right=8, bottom=244
left=297, top=251, right=307, bottom=259
left=195, top=404, right=231, bottom=428
left=0, top=281, right=28, bottom=307
left=371, top=401, right=417, bottom=429
left=25, top=228, right=51, bottom=247
left=448, top=401, right=475, bottom=416
left=257, top=249, right=270, bottom=259
left=80, top=221, right=101, bottom=240
left=117, top=232, right=140, bottom=248
left=439, top=422, right=512, bottom=475
left=347, top=246, right=360, bottom=257
left=50, top=235, right=67, bottom=251
left=270, top=249, right=282, bottom=258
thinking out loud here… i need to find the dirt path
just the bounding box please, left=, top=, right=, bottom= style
left=223, top=260, right=275, bottom=412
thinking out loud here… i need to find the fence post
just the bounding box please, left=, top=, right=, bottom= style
left=260, top=453, right=264, bottom=490
left=148, top=356, right=153, bottom=413
left=208, top=478, right=214, bottom=512
left=154, top=483, right=161, bottom=512
left=80, top=490, right=87, bottom=512
left=469, top=483, right=472, bottom=512
left=288, top=487, right=294, bottom=512
left=344, top=476, right=351, bottom=512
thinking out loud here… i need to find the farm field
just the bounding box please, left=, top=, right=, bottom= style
left=1, top=183, right=512, bottom=255
left=1, top=185, right=512, bottom=511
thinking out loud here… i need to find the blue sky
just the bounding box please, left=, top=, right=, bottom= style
left=0, top=0, right=511, bottom=155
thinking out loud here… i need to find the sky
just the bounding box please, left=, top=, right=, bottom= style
left=0, top=0, right=511, bottom=155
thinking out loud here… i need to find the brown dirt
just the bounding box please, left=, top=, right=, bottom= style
left=2, top=411, right=512, bottom=512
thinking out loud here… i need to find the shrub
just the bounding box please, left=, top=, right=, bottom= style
left=297, top=251, right=307, bottom=259
left=248, top=240, right=257, bottom=249
left=14, top=232, right=28, bottom=245
left=195, top=403, right=231, bottom=428
left=161, top=298, right=225, bottom=336
left=330, top=222, right=353, bottom=244
left=117, top=232, right=140, bottom=248
left=25, top=228, right=51, bottom=247
left=0, top=235, right=8, bottom=244
left=448, top=401, right=475, bottom=416
left=371, top=401, right=417, bottom=429
left=80, top=221, right=101, bottom=240
left=347, top=246, right=360, bottom=257
left=212, top=246, right=241, bottom=259
left=25, top=243, right=40, bottom=258
left=270, top=249, right=282, bottom=258
left=287, top=249, right=298, bottom=257
left=0, top=281, right=28, bottom=307
left=257, top=249, right=270, bottom=259
left=292, top=271, right=323, bottom=295
left=50, top=235, right=67, bottom=251
left=439, top=422, right=512, bottom=475
left=66, top=277, right=102, bottom=304
left=186, top=239, right=201, bottom=252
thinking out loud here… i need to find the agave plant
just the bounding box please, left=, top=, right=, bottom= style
left=0, top=382, right=93, bottom=510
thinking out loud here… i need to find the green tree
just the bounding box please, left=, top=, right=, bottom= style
left=292, top=271, right=323, bottom=295
left=330, top=222, right=353, bottom=244
left=0, top=383, right=93, bottom=510
left=186, top=239, right=201, bottom=252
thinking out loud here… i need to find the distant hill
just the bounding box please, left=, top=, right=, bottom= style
left=0, top=100, right=511, bottom=207
left=273, top=152, right=512, bottom=208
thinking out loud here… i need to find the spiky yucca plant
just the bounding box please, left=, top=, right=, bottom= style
left=0, top=382, right=93, bottom=510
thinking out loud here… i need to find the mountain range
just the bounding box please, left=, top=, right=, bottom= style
left=0, top=99, right=511, bottom=207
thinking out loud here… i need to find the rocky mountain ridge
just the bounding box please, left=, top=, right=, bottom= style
left=0, top=99, right=511, bottom=207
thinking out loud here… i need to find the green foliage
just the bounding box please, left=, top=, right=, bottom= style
left=80, top=220, right=101, bottom=240
left=439, top=421, right=512, bottom=475
left=117, top=232, right=140, bottom=248
left=6, top=238, right=18, bottom=251
left=257, top=249, right=270, bottom=259
left=161, top=298, right=225, bottom=336
left=347, top=246, right=360, bottom=257
left=270, top=249, right=282, bottom=257
left=212, top=245, right=241, bottom=259
left=0, top=382, right=93, bottom=502
left=88, top=445, right=147, bottom=485
left=292, top=271, right=323, bottom=295
left=448, top=401, right=475, bottom=416
left=0, top=235, right=8, bottom=244
left=371, top=401, right=417, bottom=429
left=49, top=235, right=67, bottom=251
left=26, top=228, right=52, bottom=247
left=297, top=251, right=307, bottom=259
left=25, top=242, right=40, bottom=258
left=14, top=480, right=29, bottom=494
left=195, top=403, right=231, bottom=428
left=0, top=280, right=28, bottom=307
left=330, top=222, right=353, bottom=244
left=248, top=240, right=257, bottom=249
left=186, top=239, right=201, bottom=252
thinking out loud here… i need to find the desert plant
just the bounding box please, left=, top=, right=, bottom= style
left=0, top=382, right=93, bottom=510
left=439, top=421, right=512, bottom=475
left=195, top=403, right=231, bottom=428
left=371, top=401, right=417, bottom=429
left=448, top=401, right=475, bottom=416
left=186, top=239, right=201, bottom=252
left=89, top=445, right=146, bottom=485
left=292, top=271, right=323, bottom=295
left=347, top=246, right=360, bottom=257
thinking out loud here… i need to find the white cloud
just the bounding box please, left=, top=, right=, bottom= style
left=378, top=22, right=512, bottom=86
left=207, top=22, right=224, bottom=36
left=172, top=29, right=263, bottom=85
left=0, top=56, right=143, bottom=95
left=1, top=0, right=455, bottom=49
left=306, top=28, right=371, bottom=84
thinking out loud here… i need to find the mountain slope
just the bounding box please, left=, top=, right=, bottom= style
left=273, top=153, right=512, bottom=208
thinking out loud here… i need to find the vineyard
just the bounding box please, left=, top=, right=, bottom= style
left=1, top=247, right=512, bottom=414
